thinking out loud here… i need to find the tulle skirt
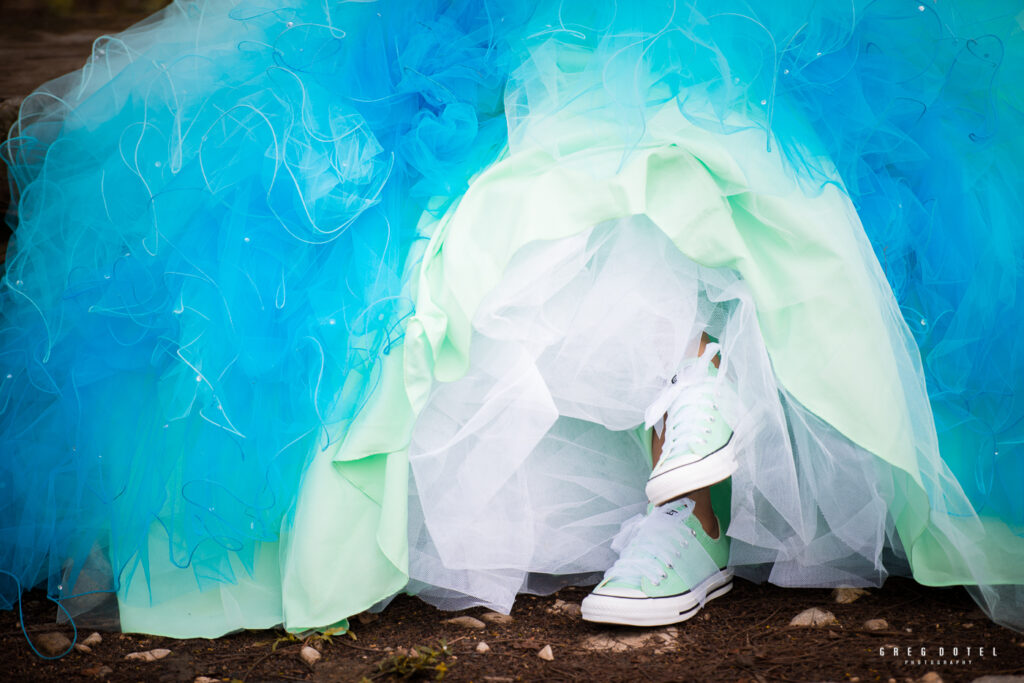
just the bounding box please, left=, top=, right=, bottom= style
left=1, top=0, right=1023, bottom=638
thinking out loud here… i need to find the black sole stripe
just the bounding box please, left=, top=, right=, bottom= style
left=595, top=577, right=732, bottom=601
left=648, top=433, right=735, bottom=483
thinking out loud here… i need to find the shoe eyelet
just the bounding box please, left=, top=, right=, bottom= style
left=671, top=375, right=678, bottom=384
left=661, top=572, right=668, bottom=579
left=691, top=529, right=698, bottom=537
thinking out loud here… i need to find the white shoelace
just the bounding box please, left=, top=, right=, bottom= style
left=605, top=502, right=697, bottom=586
left=644, top=343, right=722, bottom=455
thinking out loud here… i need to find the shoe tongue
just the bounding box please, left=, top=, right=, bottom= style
left=680, top=353, right=719, bottom=376
left=659, top=498, right=693, bottom=519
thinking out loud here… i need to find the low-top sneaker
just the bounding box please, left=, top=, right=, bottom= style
left=581, top=499, right=732, bottom=626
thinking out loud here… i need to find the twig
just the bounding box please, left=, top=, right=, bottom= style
left=333, top=637, right=385, bottom=654
left=241, top=644, right=298, bottom=683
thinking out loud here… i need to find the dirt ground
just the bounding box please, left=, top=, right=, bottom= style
left=2, top=578, right=1023, bottom=682
left=2, top=6, right=1024, bottom=683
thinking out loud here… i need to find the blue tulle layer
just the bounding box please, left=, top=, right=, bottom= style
left=0, top=0, right=518, bottom=608
left=2, top=0, right=1023, bottom=619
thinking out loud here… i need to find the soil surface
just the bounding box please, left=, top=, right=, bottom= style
left=2, top=6, right=1024, bottom=683
left=2, top=579, right=1023, bottom=682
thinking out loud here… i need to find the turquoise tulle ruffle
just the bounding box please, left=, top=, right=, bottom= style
left=1, top=0, right=1022, bottom=627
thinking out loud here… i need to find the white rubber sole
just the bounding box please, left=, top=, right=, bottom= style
left=581, top=569, right=734, bottom=627
left=645, top=438, right=737, bottom=506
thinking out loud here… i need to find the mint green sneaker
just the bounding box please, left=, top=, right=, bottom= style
left=581, top=499, right=732, bottom=626
left=644, top=343, right=737, bottom=506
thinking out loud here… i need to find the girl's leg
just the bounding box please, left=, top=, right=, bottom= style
left=650, top=332, right=722, bottom=539
left=580, top=331, right=734, bottom=627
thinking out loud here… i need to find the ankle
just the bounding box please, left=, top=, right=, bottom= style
left=701, top=515, right=721, bottom=540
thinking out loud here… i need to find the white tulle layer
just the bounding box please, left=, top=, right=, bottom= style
left=405, top=216, right=908, bottom=613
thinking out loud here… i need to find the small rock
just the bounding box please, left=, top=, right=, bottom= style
left=851, top=678, right=860, bottom=683
left=863, top=618, right=889, bottom=631
left=789, top=608, right=838, bottom=627
left=483, top=678, right=514, bottom=683
left=75, top=644, right=93, bottom=654
left=480, top=611, right=514, bottom=625
left=963, top=622, right=974, bottom=628
left=194, top=678, right=220, bottom=683
left=443, top=616, right=486, bottom=630
left=124, top=648, right=172, bottom=662
left=548, top=599, right=582, bottom=619
left=917, top=673, right=944, bottom=683
left=537, top=644, right=554, bottom=661
left=582, top=627, right=678, bottom=653
left=35, top=632, right=73, bottom=657
left=475, top=641, right=491, bottom=654
left=299, top=645, right=321, bottom=666
left=82, top=632, right=103, bottom=648
left=971, top=678, right=1024, bottom=683
left=355, top=612, right=379, bottom=625
left=81, top=665, right=113, bottom=678
left=833, top=587, right=870, bottom=604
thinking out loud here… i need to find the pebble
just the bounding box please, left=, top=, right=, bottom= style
left=82, top=632, right=103, bottom=648
left=918, top=673, right=944, bottom=683
left=124, top=648, right=171, bottom=662
left=194, top=678, right=220, bottom=683
left=548, top=599, right=582, bottom=619
left=863, top=618, right=889, bottom=631
left=789, top=607, right=838, bottom=627
left=475, top=641, right=491, bottom=654
left=971, top=678, right=1024, bottom=683
left=300, top=645, right=321, bottom=666
left=81, top=664, right=113, bottom=678
left=355, top=612, right=379, bottom=625
left=582, top=627, right=678, bottom=653
left=480, top=611, right=514, bottom=625
left=74, top=644, right=93, bottom=654
left=443, top=616, right=486, bottom=630
left=833, top=587, right=870, bottom=604
left=537, top=644, right=554, bottom=661
left=483, top=677, right=514, bottom=683
left=36, top=632, right=73, bottom=657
